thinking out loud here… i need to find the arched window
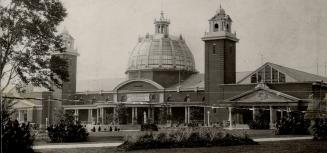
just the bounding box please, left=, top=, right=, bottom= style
left=214, top=23, right=219, bottom=32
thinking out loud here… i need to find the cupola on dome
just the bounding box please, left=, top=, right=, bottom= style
left=127, top=11, right=196, bottom=73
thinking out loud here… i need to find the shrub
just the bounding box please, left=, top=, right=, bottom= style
left=141, top=122, right=158, bottom=131
left=2, top=120, right=35, bottom=153
left=98, top=126, right=101, bottom=132
left=309, top=118, right=327, bottom=140
left=248, top=120, right=269, bottom=129
left=187, top=122, right=199, bottom=127
left=47, top=113, right=89, bottom=142
left=118, top=127, right=257, bottom=150
left=91, top=126, right=96, bottom=132
left=276, top=111, right=310, bottom=135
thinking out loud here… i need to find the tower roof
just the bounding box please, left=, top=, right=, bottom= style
left=210, top=5, right=232, bottom=21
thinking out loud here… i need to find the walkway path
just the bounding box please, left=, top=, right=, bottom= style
left=33, top=136, right=313, bottom=150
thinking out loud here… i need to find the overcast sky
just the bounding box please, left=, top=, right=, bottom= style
left=61, top=0, right=327, bottom=81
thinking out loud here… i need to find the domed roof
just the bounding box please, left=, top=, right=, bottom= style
left=127, top=34, right=196, bottom=72
left=127, top=12, right=196, bottom=73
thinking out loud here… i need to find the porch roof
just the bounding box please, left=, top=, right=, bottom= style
left=219, top=83, right=304, bottom=107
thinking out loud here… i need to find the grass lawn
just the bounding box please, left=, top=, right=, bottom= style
left=36, top=140, right=327, bottom=153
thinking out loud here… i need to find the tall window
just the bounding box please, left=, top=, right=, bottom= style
left=258, top=69, right=264, bottom=83
left=212, top=44, right=216, bottom=54
left=272, top=68, right=278, bottom=83
left=264, top=65, right=271, bottom=83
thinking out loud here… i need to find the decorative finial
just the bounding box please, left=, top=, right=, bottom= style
left=160, top=10, right=164, bottom=19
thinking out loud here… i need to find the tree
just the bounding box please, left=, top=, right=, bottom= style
left=0, top=0, right=68, bottom=95
left=0, top=0, right=67, bottom=152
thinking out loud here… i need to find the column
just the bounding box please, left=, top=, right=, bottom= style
left=96, top=108, right=99, bottom=124
left=101, top=107, right=104, bottom=124
left=74, top=109, right=79, bottom=121
left=207, top=110, right=210, bottom=126
left=147, top=107, right=151, bottom=122
left=135, top=107, right=138, bottom=124
left=168, top=107, right=172, bottom=124
left=88, top=109, right=93, bottom=123
left=269, top=106, right=276, bottom=129
left=187, top=107, right=190, bottom=123
left=143, top=111, right=147, bottom=124
left=18, top=110, right=21, bottom=122
left=280, top=110, right=284, bottom=119
left=228, top=107, right=232, bottom=129
left=184, top=107, right=188, bottom=124
left=132, top=107, right=135, bottom=125
left=252, top=106, right=256, bottom=121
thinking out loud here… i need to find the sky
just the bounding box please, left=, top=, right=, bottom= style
left=60, top=0, right=327, bottom=81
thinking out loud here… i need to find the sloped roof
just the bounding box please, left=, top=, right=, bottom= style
left=167, top=73, right=204, bottom=90
left=166, top=72, right=250, bottom=90
left=76, top=78, right=127, bottom=92
left=268, top=62, right=327, bottom=82
left=237, top=62, right=327, bottom=83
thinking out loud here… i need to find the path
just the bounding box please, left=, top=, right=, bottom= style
left=33, top=136, right=313, bottom=150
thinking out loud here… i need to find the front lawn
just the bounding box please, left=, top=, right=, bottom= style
left=37, top=140, right=327, bottom=153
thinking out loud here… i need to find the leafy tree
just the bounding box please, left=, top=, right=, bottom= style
left=0, top=0, right=67, bottom=152
left=0, top=0, right=68, bottom=94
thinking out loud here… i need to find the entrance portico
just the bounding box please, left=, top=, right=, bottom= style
left=221, top=84, right=304, bottom=129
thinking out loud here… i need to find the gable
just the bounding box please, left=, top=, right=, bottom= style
left=12, top=100, right=39, bottom=109
left=231, top=89, right=296, bottom=103
left=237, top=62, right=327, bottom=84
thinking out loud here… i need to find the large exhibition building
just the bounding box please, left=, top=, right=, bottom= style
left=8, top=6, right=327, bottom=129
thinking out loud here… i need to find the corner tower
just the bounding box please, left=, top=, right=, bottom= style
left=53, top=29, right=79, bottom=103
left=202, top=6, right=239, bottom=105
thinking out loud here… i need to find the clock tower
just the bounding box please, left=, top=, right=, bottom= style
left=202, top=6, right=239, bottom=107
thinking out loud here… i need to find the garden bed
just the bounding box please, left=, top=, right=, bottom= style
left=118, top=127, right=257, bottom=150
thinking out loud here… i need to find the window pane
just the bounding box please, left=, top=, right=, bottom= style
left=265, top=65, right=271, bottom=83
left=279, top=72, right=285, bottom=82
left=258, top=69, right=264, bottom=82
left=272, top=68, right=278, bottom=83
left=251, top=74, right=257, bottom=83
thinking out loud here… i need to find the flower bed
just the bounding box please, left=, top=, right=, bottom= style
left=118, top=127, right=257, bottom=150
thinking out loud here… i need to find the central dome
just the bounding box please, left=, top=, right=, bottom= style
left=127, top=34, right=196, bottom=72
left=127, top=12, right=196, bottom=73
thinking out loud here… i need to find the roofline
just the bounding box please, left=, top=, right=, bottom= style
left=113, top=79, right=165, bottom=91
left=224, top=84, right=301, bottom=102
